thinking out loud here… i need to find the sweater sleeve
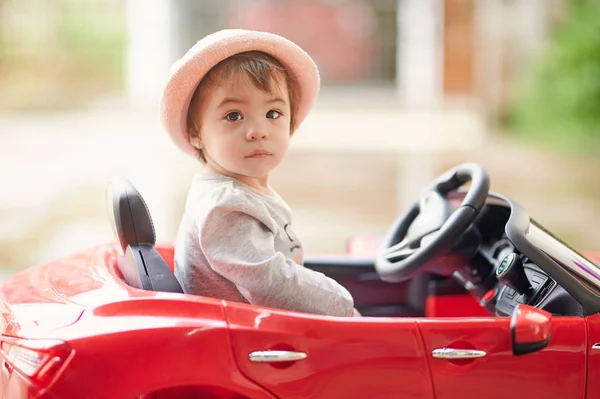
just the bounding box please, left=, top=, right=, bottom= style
left=197, top=202, right=355, bottom=317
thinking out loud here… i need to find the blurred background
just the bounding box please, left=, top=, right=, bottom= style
left=1, top=0, right=599, bottom=276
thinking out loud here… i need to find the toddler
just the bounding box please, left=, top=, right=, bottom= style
left=160, top=29, right=357, bottom=317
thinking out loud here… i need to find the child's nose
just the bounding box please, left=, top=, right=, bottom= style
left=246, top=127, right=268, bottom=141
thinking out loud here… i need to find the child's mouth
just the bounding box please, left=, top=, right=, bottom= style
left=246, top=149, right=271, bottom=158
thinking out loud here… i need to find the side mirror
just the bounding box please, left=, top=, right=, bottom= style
left=511, top=304, right=552, bottom=356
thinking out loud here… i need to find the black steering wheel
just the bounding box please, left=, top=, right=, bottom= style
left=375, top=163, right=490, bottom=283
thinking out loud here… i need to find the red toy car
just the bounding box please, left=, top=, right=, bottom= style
left=1, top=163, right=599, bottom=399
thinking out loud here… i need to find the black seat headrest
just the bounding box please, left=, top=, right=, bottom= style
left=107, top=178, right=156, bottom=254
left=107, top=178, right=183, bottom=294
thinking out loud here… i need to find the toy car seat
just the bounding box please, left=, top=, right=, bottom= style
left=106, top=178, right=184, bottom=294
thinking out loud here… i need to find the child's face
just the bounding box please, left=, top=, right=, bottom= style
left=195, top=75, right=292, bottom=181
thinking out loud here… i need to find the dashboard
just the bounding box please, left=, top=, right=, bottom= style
left=453, top=193, right=600, bottom=317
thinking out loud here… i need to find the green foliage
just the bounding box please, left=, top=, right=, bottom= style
left=56, top=1, right=125, bottom=84
left=0, top=0, right=125, bottom=110
left=508, top=0, right=600, bottom=153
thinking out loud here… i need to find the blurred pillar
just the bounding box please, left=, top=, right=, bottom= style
left=475, top=0, right=505, bottom=125
left=396, top=0, right=442, bottom=210
left=475, top=0, right=552, bottom=124
left=514, top=0, right=550, bottom=56
left=125, top=0, right=183, bottom=242
left=396, top=0, right=443, bottom=106
left=442, top=0, right=475, bottom=96
left=125, top=0, right=178, bottom=109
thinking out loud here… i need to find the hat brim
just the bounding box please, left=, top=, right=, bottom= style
left=160, top=29, right=320, bottom=158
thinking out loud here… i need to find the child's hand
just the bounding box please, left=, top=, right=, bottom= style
left=352, top=308, right=362, bottom=317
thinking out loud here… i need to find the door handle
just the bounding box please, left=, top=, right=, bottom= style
left=249, top=350, right=307, bottom=363
left=432, top=348, right=487, bottom=359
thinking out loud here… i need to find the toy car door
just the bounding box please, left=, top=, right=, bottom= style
left=225, top=304, right=434, bottom=399
left=417, top=307, right=586, bottom=399
left=585, top=313, right=600, bottom=398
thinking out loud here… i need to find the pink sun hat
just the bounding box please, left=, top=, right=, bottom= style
left=159, top=29, right=321, bottom=158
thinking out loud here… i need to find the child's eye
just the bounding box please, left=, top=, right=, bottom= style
left=266, top=110, right=282, bottom=119
left=225, top=112, right=243, bottom=122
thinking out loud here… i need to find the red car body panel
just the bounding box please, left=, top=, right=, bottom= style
left=0, top=245, right=274, bottom=399
left=226, top=304, right=433, bottom=399
left=586, top=313, right=600, bottom=399
left=1, top=244, right=600, bottom=398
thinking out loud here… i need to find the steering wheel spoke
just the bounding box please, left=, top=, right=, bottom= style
left=384, top=246, right=417, bottom=262
left=383, top=229, right=439, bottom=262
left=375, top=163, right=490, bottom=283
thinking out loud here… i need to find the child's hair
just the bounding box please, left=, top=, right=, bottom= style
left=187, top=51, right=299, bottom=161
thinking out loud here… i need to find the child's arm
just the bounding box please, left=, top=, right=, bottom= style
left=199, top=206, right=355, bottom=317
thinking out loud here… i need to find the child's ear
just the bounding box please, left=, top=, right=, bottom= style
left=190, top=135, right=203, bottom=149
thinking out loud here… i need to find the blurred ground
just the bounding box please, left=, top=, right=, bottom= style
left=1, top=93, right=599, bottom=273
